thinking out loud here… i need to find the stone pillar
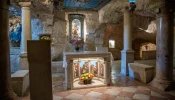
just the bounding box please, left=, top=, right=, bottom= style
left=0, top=0, right=14, bottom=99
left=65, top=60, right=73, bottom=90
left=18, top=2, right=31, bottom=70
left=105, top=61, right=111, bottom=86
left=98, top=60, right=100, bottom=77
left=78, top=61, right=81, bottom=76
left=104, top=61, right=106, bottom=80
left=150, top=2, right=175, bottom=91
left=88, top=60, right=91, bottom=73
left=70, top=60, right=74, bottom=89
left=103, top=62, right=105, bottom=79
left=120, top=7, right=134, bottom=76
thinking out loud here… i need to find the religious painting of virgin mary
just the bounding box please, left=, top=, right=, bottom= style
left=72, top=19, right=81, bottom=38
left=9, top=22, right=22, bottom=47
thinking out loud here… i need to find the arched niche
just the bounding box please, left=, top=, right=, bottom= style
left=68, top=14, right=84, bottom=41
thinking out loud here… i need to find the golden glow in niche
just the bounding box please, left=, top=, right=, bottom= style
left=109, top=40, right=115, bottom=48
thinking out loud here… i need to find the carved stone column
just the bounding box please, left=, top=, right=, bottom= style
left=120, top=7, right=134, bottom=76
left=78, top=60, right=81, bottom=76
left=65, top=59, right=73, bottom=90
left=88, top=60, right=91, bottom=73
left=19, top=2, right=31, bottom=54
left=18, top=2, right=31, bottom=70
left=0, top=0, right=14, bottom=99
left=150, top=2, right=175, bottom=91
left=105, top=61, right=111, bottom=86
left=97, top=60, right=100, bottom=77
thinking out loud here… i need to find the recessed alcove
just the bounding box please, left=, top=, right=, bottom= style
left=63, top=51, right=112, bottom=90
left=72, top=58, right=106, bottom=89
left=109, top=40, right=115, bottom=48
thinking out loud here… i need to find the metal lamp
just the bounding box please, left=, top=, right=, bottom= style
left=128, top=0, right=136, bottom=12
left=129, top=0, right=136, bottom=3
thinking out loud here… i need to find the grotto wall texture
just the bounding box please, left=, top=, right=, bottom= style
left=8, top=0, right=173, bottom=63
left=51, top=10, right=69, bottom=61
left=95, top=0, right=158, bottom=60
left=65, top=9, right=100, bottom=51
left=100, top=19, right=156, bottom=60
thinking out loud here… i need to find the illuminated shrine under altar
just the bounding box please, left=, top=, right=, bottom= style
left=63, top=51, right=112, bottom=90
left=73, top=58, right=105, bottom=88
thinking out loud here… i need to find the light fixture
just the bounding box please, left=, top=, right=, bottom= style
left=109, top=40, right=115, bottom=48
left=128, top=0, right=136, bottom=12
left=52, top=0, right=63, bottom=10
left=129, top=0, right=136, bottom=3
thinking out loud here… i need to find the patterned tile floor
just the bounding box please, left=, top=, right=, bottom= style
left=17, top=60, right=175, bottom=100
left=17, top=74, right=175, bottom=100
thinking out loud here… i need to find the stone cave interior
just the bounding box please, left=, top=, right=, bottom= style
left=1, top=0, right=175, bottom=99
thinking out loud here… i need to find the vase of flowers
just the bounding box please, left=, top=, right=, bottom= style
left=71, top=36, right=84, bottom=51
left=74, top=45, right=79, bottom=51
left=79, top=73, right=94, bottom=84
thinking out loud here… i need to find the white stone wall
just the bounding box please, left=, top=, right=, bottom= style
left=85, top=11, right=100, bottom=34
left=31, top=19, right=44, bottom=40
left=99, top=0, right=127, bottom=24
left=98, top=0, right=162, bottom=24
left=51, top=10, right=69, bottom=61
left=84, top=11, right=101, bottom=51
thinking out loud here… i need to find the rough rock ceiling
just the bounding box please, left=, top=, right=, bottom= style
left=63, top=0, right=111, bottom=10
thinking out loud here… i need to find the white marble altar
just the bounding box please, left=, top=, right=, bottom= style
left=63, top=51, right=112, bottom=90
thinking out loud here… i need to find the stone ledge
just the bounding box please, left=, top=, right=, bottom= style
left=19, top=53, right=27, bottom=58
left=11, top=70, right=29, bottom=97
left=128, top=63, right=155, bottom=83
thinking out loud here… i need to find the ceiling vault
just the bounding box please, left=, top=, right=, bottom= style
left=63, top=0, right=111, bottom=10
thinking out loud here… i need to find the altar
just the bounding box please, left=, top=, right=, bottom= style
left=63, top=51, right=112, bottom=90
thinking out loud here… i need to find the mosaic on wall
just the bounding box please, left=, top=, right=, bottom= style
left=9, top=17, right=22, bottom=47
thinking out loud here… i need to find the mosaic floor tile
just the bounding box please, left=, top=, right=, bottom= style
left=65, top=93, right=83, bottom=100
left=104, top=89, right=121, bottom=96
left=99, top=94, right=116, bottom=100
left=80, top=96, right=97, bottom=100
left=115, top=96, right=133, bottom=100
left=133, top=94, right=150, bottom=100
left=85, top=91, right=102, bottom=99
left=118, top=91, right=134, bottom=98
left=122, top=87, right=137, bottom=93
left=53, top=95, right=63, bottom=100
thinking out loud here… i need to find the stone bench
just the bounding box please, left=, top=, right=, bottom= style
left=11, top=70, right=29, bottom=97
left=128, top=63, right=155, bottom=83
